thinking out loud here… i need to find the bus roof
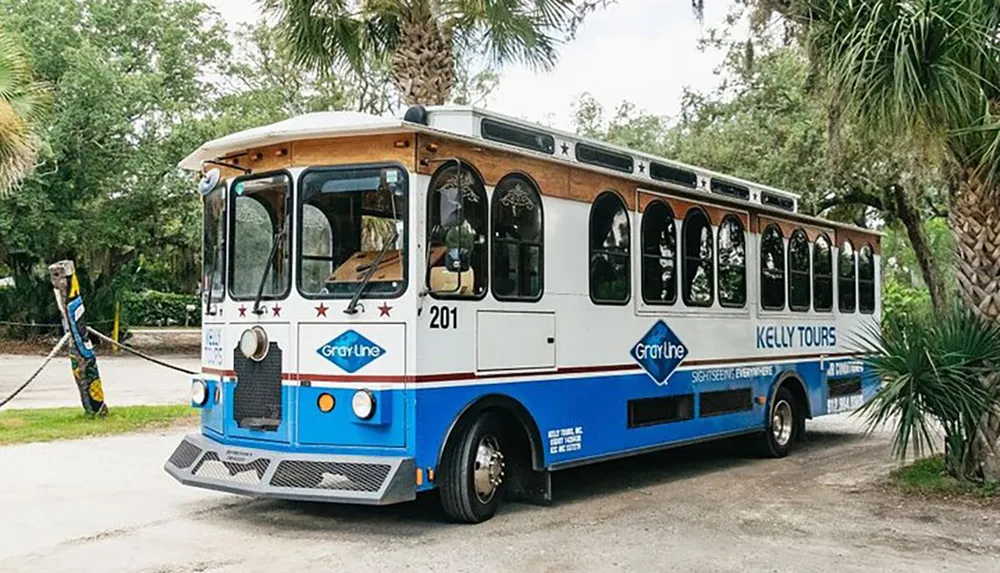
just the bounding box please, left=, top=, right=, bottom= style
left=180, top=106, right=878, bottom=237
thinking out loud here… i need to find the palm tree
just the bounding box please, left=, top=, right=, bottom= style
left=262, top=0, right=588, bottom=105
left=0, top=27, right=48, bottom=196
left=799, top=0, right=1000, bottom=480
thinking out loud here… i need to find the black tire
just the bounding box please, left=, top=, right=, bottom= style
left=756, top=386, right=801, bottom=458
left=440, top=412, right=506, bottom=523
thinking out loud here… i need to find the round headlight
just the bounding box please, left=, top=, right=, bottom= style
left=239, top=326, right=268, bottom=361
left=191, top=380, right=208, bottom=406
left=351, top=390, right=375, bottom=420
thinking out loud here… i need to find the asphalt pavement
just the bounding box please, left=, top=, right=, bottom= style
left=1, top=415, right=997, bottom=573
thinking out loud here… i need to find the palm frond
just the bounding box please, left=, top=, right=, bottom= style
left=854, top=306, right=1000, bottom=478
left=260, top=0, right=397, bottom=75
left=804, top=0, right=1000, bottom=173
left=446, top=0, right=577, bottom=70
left=0, top=26, right=50, bottom=196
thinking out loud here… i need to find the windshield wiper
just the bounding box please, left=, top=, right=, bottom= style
left=252, top=227, right=286, bottom=316
left=344, top=230, right=398, bottom=315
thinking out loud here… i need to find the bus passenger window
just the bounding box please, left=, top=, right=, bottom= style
left=760, top=224, right=785, bottom=310
left=813, top=234, right=833, bottom=311
left=717, top=215, right=746, bottom=307
left=788, top=229, right=810, bottom=311
left=858, top=244, right=875, bottom=314
left=838, top=240, right=856, bottom=313
left=427, top=164, right=488, bottom=297
left=641, top=200, right=676, bottom=305
left=589, top=191, right=630, bottom=304
left=492, top=175, right=543, bottom=301
left=682, top=208, right=713, bottom=307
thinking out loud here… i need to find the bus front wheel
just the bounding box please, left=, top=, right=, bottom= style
left=757, top=386, right=801, bottom=458
left=440, top=412, right=506, bottom=523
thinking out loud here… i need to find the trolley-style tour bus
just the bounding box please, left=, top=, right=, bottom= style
left=166, top=106, right=880, bottom=522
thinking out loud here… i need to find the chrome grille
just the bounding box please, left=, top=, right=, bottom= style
left=192, top=451, right=271, bottom=485
left=167, top=439, right=202, bottom=469
left=233, top=342, right=283, bottom=430
left=270, top=460, right=391, bottom=492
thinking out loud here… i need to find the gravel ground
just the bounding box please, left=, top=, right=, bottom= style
left=1, top=415, right=997, bottom=573
left=0, top=353, right=198, bottom=409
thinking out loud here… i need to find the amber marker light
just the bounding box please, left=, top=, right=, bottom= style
left=756, top=396, right=767, bottom=405
left=317, top=393, right=336, bottom=413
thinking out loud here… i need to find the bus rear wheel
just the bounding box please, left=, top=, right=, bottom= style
left=757, top=386, right=801, bottom=458
left=440, top=412, right=506, bottom=523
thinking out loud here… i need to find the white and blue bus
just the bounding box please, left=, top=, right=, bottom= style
left=166, top=106, right=880, bottom=522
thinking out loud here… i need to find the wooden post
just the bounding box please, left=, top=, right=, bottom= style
left=49, top=260, right=108, bottom=416
left=112, top=300, right=121, bottom=353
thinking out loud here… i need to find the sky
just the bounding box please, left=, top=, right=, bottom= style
left=208, top=0, right=734, bottom=130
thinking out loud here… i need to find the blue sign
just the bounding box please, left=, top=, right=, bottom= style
left=631, top=320, right=688, bottom=385
left=317, top=330, right=386, bottom=373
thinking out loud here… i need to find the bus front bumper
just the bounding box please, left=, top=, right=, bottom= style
left=164, top=433, right=416, bottom=505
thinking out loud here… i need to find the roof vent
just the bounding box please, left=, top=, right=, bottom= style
left=649, top=162, right=697, bottom=188
left=403, top=105, right=429, bottom=125
left=710, top=179, right=751, bottom=201
left=761, top=191, right=796, bottom=212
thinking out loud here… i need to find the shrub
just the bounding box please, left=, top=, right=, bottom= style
left=122, top=291, right=200, bottom=328
left=856, top=308, right=1000, bottom=482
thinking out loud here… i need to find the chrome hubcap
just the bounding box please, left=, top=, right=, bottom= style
left=473, top=435, right=504, bottom=503
left=772, top=399, right=794, bottom=447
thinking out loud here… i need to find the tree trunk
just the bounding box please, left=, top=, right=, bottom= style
left=952, top=171, right=1000, bottom=481
left=889, top=184, right=948, bottom=313
left=391, top=12, right=455, bottom=106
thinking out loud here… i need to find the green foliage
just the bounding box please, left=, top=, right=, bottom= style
left=805, top=0, right=1000, bottom=180
left=122, top=290, right=201, bottom=328
left=881, top=280, right=932, bottom=324
left=891, top=455, right=999, bottom=498
left=856, top=308, right=1000, bottom=481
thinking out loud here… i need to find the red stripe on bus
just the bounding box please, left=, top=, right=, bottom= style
left=202, top=351, right=862, bottom=384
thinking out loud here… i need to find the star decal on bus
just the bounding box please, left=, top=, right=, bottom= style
left=315, top=303, right=328, bottom=318
left=272, top=305, right=282, bottom=317
left=377, top=302, right=392, bottom=317
left=238, top=305, right=247, bottom=318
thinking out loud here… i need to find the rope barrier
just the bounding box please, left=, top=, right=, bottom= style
left=0, top=324, right=196, bottom=410
left=0, top=332, right=71, bottom=410
left=0, top=319, right=114, bottom=328
left=86, top=327, right=197, bottom=376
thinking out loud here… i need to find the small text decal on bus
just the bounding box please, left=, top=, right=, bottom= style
left=631, top=320, right=688, bottom=386
left=317, top=330, right=386, bottom=373
left=755, top=325, right=836, bottom=350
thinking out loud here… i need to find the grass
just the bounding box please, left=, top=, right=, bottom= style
left=891, top=456, right=999, bottom=499
left=0, top=405, right=198, bottom=446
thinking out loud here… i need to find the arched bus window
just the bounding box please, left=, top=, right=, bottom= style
left=641, top=200, right=676, bottom=305
left=760, top=224, right=785, bottom=310
left=589, top=191, right=630, bottom=304
left=717, top=215, right=746, bottom=308
left=682, top=208, right=714, bottom=307
left=838, top=239, right=856, bottom=313
left=788, top=229, right=810, bottom=311
left=813, top=234, right=833, bottom=311
left=492, top=174, right=543, bottom=301
left=858, top=244, right=876, bottom=314
left=426, top=163, right=488, bottom=298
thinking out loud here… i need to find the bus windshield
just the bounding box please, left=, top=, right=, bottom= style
left=298, top=166, right=408, bottom=298
left=230, top=173, right=292, bottom=300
